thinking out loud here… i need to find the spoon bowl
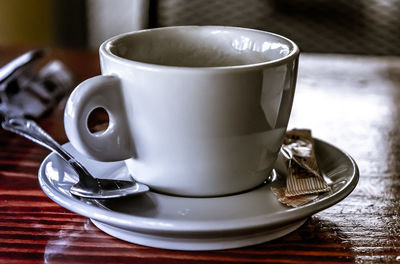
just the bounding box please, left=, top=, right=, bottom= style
left=2, top=117, right=149, bottom=199
left=70, top=178, right=149, bottom=199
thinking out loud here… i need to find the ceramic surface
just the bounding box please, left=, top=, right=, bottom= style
left=63, top=26, right=299, bottom=197
left=38, top=139, right=358, bottom=250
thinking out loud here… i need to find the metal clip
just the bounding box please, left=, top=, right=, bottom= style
left=0, top=50, right=74, bottom=120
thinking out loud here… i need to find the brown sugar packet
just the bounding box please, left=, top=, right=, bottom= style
left=284, top=129, right=330, bottom=197
left=271, top=187, right=319, bottom=207
left=272, top=129, right=330, bottom=207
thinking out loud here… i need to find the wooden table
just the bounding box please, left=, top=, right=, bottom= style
left=1, top=46, right=399, bottom=263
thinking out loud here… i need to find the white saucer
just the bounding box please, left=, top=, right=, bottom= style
left=38, top=139, right=358, bottom=251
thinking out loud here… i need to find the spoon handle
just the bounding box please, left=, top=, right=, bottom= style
left=2, top=117, right=70, bottom=158
left=1, top=117, right=97, bottom=187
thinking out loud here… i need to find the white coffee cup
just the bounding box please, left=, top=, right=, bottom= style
left=64, top=26, right=299, bottom=197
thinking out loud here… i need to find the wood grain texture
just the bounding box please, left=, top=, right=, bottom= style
left=1, top=46, right=399, bottom=263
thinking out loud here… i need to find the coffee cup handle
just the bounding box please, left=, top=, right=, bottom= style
left=64, top=75, right=133, bottom=161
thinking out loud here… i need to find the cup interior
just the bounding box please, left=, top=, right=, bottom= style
left=106, top=26, right=296, bottom=68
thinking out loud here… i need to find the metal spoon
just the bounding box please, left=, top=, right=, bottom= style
left=1, top=117, right=149, bottom=199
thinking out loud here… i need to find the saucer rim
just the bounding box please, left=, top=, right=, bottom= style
left=38, top=138, right=359, bottom=234
left=90, top=218, right=308, bottom=251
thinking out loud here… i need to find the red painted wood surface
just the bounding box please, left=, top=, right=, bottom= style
left=1, top=46, right=400, bottom=263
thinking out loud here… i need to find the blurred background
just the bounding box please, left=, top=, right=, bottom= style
left=0, top=0, right=399, bottom=55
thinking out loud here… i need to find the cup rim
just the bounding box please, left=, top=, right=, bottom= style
left=100, top=26, right=300, bottom=72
